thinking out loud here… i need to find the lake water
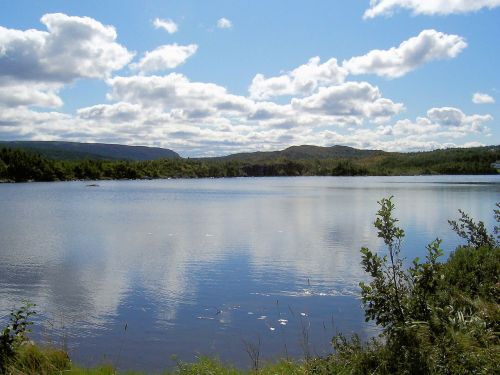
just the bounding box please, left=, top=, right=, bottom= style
left=0, top=176, right=498, bottom=371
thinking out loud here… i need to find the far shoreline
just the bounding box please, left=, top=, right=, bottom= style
left=1, top=173, right=499, bottom=185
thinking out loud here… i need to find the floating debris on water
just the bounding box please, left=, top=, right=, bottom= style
left=277, top=287, right=357, bottom=297
left=278, top=319, right=288, bottom=325
left=300, top=312, right=307, bottom=317
left=269, top=327, right=275, bottom=331
left=197, top=316, right=215, bottom=320
left=204, top=307, right=222, bottom=315
left=247, top=312, right=254, bottom=315
left=257, top=315, right=267, bottom=320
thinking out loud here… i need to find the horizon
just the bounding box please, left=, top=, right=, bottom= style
left=0, top=1, right=499, bottom=157
left=2, top=140, right=500, bottom=159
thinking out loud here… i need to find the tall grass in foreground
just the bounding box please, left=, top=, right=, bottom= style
left=1, top=199, right=499, bottom=374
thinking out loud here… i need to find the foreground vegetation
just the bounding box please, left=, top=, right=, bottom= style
left=1, top=145, right=499, bottom=182
left=1, top=199, right=498, bottom=374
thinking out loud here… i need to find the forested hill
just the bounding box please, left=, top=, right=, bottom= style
left=0, top=143, right=499, bottom=182
left=213, top=145, right=385, bottom=162
left=0, top=141, right=179, bottom=161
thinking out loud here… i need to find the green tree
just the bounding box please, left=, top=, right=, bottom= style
left=0, top=159, right=7, bottom=179
left=334, top=197, right=500, bottom=374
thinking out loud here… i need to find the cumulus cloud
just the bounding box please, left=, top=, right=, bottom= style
left=217, top=17, right=232, bottom=29
left=363, top=0, right=500, bottom=19
left=373, top=107, right=492, bottom=149
left=0, top=106, right=75, bottom=141
left=462, top=141, right=485, bottom=148
left=291, top=81, right=404, bottom=122
left=472, top=92, right=495, bottom=104
left=343, top=29, right=466, bottom=78
left=153, top=18, right=178, bottom=33
left=0, top=13, right=133, bottom=83
left=105, top=73, right=403, bottom=131
left=0, top=14, right=491, bottom=156
left=107, top=73, right=255, bottom=119
left=427, top=107, right=465, bottom=126
left=130, top=44, right=198, bottom=73
left=1, top=101, right=491, bottom=156
left=356, top=106, right=493, bottom=152
left=77, top=102, right=143, bottom=123
left=426, top=107, right=492, bottom=132
left=0, top=13, right=133, bottom=108
left=9, top=70, right=398, bottom=153
left=249, top=57, right=348, bottom=99
left=0, top=84, right=62, bottom=108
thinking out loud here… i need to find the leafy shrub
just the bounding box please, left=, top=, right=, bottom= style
left=316, top=197, right=500, bottom=374
left=0, top=302, right=36, bottom=372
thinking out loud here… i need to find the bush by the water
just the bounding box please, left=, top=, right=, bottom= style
left=309, top=198, right=499, bottom=374
left=1, top=199, right=498, bottom=374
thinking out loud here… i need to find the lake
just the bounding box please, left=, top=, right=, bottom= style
left=0, top=176, right=498, bottom=371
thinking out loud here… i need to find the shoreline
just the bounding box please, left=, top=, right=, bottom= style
left=1, top=172, right=499, bottom=184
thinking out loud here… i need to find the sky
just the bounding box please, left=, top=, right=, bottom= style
left=0, top=0, right=499, bottom=157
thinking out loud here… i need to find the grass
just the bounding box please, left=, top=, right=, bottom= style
left=4, top=344, right=70, bottom=374
left=5, top=347, right=310, bottom=375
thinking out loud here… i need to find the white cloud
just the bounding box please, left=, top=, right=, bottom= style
left=107, top=73, right=403, bottom=132
left=0, top=13, right=133, bottom=83
left=0, top=13, right=492, bottom=156
left=106, top=74, right=255, bottom=120
left=349, top=105, right=493, bottom=152
left=472, top=92, right=495, bottom=104
left=0, top=70, right=402, bottom=154
left=1, top=101, right=491, bottom=156
left=427, top=107, right=465, bottom=126
left=249, top=101, right=292, bottom=121
left=0, top=13, right=133, bottom=108
left=0, top=84, right=62, bottom=108
left=77, top=102, right=143, bottom=123
left=153, top=18, right=178, bottom=34
left=249, top=57, right=348, bottom=99
left=0, top=106, right=77, bottom=141
left=426, top=107, right=492, bottom=132
left=462, top=141, right=485, bottom=148
left=343, top=29, right=466, bottom=78
left=217, top=17, right=232, bottom=29
left=130, top=44, right=198, bottom=73
left=291, top=81, right=404, bottom=122
left=370, top=107, right=493, bottom=150
left=364, top=0, right=500, bottom=19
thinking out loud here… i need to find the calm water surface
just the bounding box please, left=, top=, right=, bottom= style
left=0, top=176, right=498, bottom=371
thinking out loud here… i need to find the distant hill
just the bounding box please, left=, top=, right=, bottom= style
left=0, top=141, right=180, bottom=161
left=213, top=145, right=386, bottom=162
left=1, top=142, right=498, bottom=182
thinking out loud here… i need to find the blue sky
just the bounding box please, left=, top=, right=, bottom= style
left=0, top=0, right=498, bottom=156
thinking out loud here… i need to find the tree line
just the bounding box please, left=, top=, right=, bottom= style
left=1, top=146, right=498, bottom=182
